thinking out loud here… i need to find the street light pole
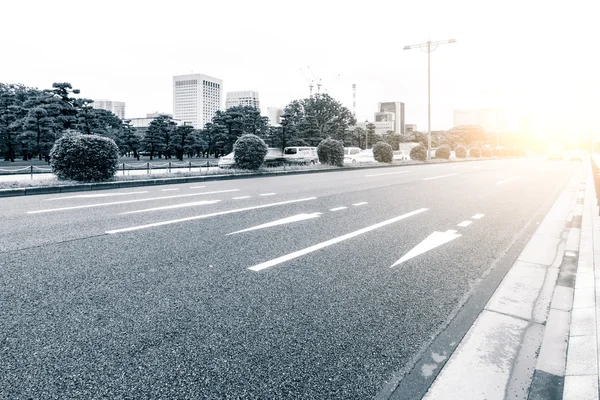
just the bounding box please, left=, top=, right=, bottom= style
left=404, top=38, right=456, bottom=160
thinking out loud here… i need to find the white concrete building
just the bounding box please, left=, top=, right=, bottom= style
left=453, top=108, right=509, bottom=133
left=265, top=107, right=284, bottom=126
left=92, top=99, right=126, bottom=120
left=356, top=121, right=395, bottom=137
left=377, top=102, right=405, bottom=134
left=173, top=73, right=223, bottom=129
left=226, top=91, right=260, bottom=110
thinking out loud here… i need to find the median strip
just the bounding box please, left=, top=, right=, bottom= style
left=105, top=197, right=318, bottom=234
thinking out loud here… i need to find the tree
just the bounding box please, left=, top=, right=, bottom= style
left=383, top=131, right=401, bottom=150
left=22, top=107, right=54, bottom=160
left=447, top=125, right=487, bottom=147
left=172, top=124, right=195, bottom=161
left=0, top=84, right=27, bottom=161
left=351, top=127, right=366, bottom=149
left=119, top=121, right=141, bottom=159
left=145, top=115, right=175, bottom=160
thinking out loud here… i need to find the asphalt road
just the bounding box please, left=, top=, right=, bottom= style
left=0, top=158, right=583, bottom=399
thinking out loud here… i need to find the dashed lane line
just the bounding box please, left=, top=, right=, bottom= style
left=423, top=173, right=459, bottom=181
left=496, top=176, right=520, bottom=185
left=120, top=200, right=221, bottom=214
left=189, top=186, right=206, bottom=189
left=248, top=208, right=429, bottom=272
left=457, top=221, right=473, bottom=227
left=364, top=171, right=411, bottom=177
left=232, top=196, right=251, bottom=200
left=472, top=214, right=485, bottom=219
left=330, top=207, right=348, bottom=212
left=260, top=193, right=276, bottom=196
left=353, top=202, right=368, bottom=206
left=105, top=197, right=318, bottom=234
left=45, top=191, right=150, bottom=201
left=161, top=188, right=180, bottom=192
left=27, top=189, right=240, bottom=214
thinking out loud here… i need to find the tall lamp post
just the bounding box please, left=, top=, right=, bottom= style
left=404, top=38, right=456, bottom=160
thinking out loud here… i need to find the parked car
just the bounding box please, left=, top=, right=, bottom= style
left=283, top=146, right=319, bottom=165
left=345, top=149, right=376, bottom=164
left=566, top=150, right=586, bottom=161
left=218, top=148, right=287, bottom=168
left=343, top=147, right=362, bottom=163
left=393, top=150, right=410, bottom=161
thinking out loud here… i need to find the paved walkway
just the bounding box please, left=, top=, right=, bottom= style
left=421, top=159, right=600, bottom=399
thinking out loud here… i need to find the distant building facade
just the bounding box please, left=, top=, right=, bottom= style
left=173, top=73, right=223, bottom=129
left=453, top=108, right=509, bottom=133
left=405, top=124, right=417, bottom=133
left=377, top=102, right=405, bottom=134
left=356, top=120, right=395, bottom=137
left=92, top=99, right=126, bottom=120
left=129, top=112, right=181, bottom=135
left=265, top=107, right=284, bottom=126
left=226, top=91, right=260, bottom=110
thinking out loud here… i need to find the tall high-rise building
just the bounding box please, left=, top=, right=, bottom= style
left=377, top=102, right=405, bottom=134
left=226, top=91, right=260, bottom=110
left=173, top=73, right=223, bottom=129
left=92, top=99, right=126, bottom=120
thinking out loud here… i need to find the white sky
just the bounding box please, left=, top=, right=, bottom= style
left=2, top=0, right=598, bottom=137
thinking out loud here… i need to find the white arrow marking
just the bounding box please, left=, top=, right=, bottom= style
left=391, top=229, right=462, bottom=267
left=227, top=213, right=322, bottom=235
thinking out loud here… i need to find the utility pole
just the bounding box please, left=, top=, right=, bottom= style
left=404, top=38, right=457, bottom=160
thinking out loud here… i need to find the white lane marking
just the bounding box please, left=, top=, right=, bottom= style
left=106, top=197, right=318, bottom=234
left=472, top=214, right=485, bottom=219
left=248, top=208, right=429, bottom=272
left=457, top=221, right=472, bottom=227
left=566, top=251, right=577, bottom=257
left=260, top=193, right=276, bottom=196
left=391, top=229, right=462, bottom=267
left=353, top=202, right=368, bottom=206
left=161, top=188, right=180, bottom=192
left=121, top=200, right=221, bottom=214
left=45, top=191, right=149, bottom=201
left=496, top=176, right=520, bottom=185
left=28, top=189, right=240, bottom=214
left=330, top=207, right=348, bottom=212
left=472, top=166, right=482, bottom=169
left=423, top=173, right=459, bottom=181
left=227, top=213, right=322, bottom=235
left=232, top=196, right=251, bottom=200
left=365, top=171, right=410, bottom=177
left=189, top=186, right=206, bottom=189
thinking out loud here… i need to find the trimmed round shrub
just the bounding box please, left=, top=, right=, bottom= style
left=481, top=147, right=492, bottom=157
left=372, top=141, right=393, bottom=163
left=455, top=145, right=467, bottom=159
left=469, top=147, right=481, bottom=158
left=410, top=144, right=427, bottom=161
left=317, top=138, right=344, bottom=167
left=435, top=144, right=451, bottom=160
left=50, top=131, right=119, bottom=182
left=233, top=134, right=268, bottom=170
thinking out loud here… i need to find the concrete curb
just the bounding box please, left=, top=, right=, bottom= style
left=0, top=157, right=518, bottom=198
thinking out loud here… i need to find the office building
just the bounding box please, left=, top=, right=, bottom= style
left=356, top=120, right=395, bottom=137
left=129, top=112, right=181, bottom=136
left=173, top=73, right=223, bottom=129
left=378, top=102, right=405, bottom=134
left=406, top=124, right=417, bottom=132
left=92, top=99, right=126, bottom=120
left=265, top=107, right=284, bottom=126
left=226, top=91, right=260, bottom=110
left=453, top=108, right=509, bottom=133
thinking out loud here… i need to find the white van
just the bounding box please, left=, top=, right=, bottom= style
left=283, top=147, right=319, bottom=165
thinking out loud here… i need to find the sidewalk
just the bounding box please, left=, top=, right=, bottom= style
left=419, top=160, right=599, bottom=399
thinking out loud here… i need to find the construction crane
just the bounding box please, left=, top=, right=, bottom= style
left=299, top=68, right=315, bottom=97
left=306, top=66, right=322, bottom=94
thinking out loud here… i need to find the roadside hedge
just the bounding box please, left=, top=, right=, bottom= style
left=50, top=131, right=119, bottom=182
left=233, top=134, right=268, bottom=170
left=469, top=147, right=481, bottom=158
left=435, top=144, right=451, bottom=160
left=372, top=141, right=393, bottom=163
left=410, top=145, right=427, bottom=161
left=455, top=145, right=467, bottom=158
left=317, top=138, right=344, bottom=166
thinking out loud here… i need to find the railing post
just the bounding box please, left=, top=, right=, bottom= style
left=189, top=161, right=192, bottom=172
left=30, top=165, right=33, bottom=180
left=147, top=162, right=150, bottom=175
left=122, top=163, right=125, bottom=176
left=169, top=161, right=172, bottom=173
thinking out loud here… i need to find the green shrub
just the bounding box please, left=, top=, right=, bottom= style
left=469, top=147, right=481, bottom=158
left=410, top=145, right=427, bottom=161
left=50, top=131, right=119, bottom=182
left=233, top=134, right=268, bottom=170
left=372, top=141, right=393, bottom=163
left=435, top=144, right=451, bottom=160
left=481, top=147, right=492, bottom=157
left=455, top=145, right=467, bottom=158
left=317, top=138, right=345, bottom=167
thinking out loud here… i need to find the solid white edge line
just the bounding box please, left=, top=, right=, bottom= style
left=28, top=189, right=240, bottom=214
left=248, top=208, right=429, bottom=271
left=364, top=171, right=411, bottom=177
left=121, top=200, right=221, bottom=214
left=45, top=191, right=149, bottom=201
left=496, top=176, right=520, bottom=185
left=105, top=197, right=318, bottom=234
left=423, top=173, right=459, bottom=181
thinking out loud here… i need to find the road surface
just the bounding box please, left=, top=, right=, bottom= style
left=0, top=157, right=582, bottom=398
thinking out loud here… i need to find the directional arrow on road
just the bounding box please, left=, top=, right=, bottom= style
left=390, top=230, right=462, bottom=268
